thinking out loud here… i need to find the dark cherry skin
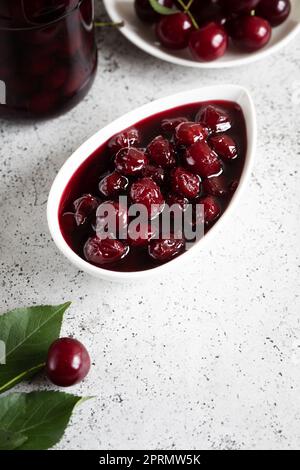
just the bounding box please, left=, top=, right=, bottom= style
left=73, top=194, right=99, bottom=226
left=175, top=121, right=209, bottom=146
left=188, top=0, right=228, bottom=26
left=171, top=167, right=201, bottom=199
left=200, top=195, right=221, bottom=224
left=149, top=238, right=185, bottom=262
left=203, top=174, right=228, bottom=197
left=59, top=100, right=247, bottom=272
left=130, top=177, right=165, bottom=219
left=220, top=0, right=260, bottom=13
left=161, top=116, right=188, bottom=134
left=196, top=105, right=231, bottom=133
left=99, top=172, right=129, bottom=197
left=147, top=135, right=176, bottom=168
left=46, top=338, right=91, bottom=387
left=185, top=141, right=223, bottom=178
left=134, top=0, right=173, bottom=23
left=209, top=134, right=238, bottom=161
left=84, top=236, right=129, bottom=265
left=229, top=16, right=272, bottom=52
left=256, top=0, right=291, bottom=27
left=189, top=22, right=228, bottom=62
left=115, top=147, right=148, bottom=175
left=108, top=128, right=141, bottom=155
left=142, top=164, right=165, bottom=185
left=156, top=12, right=193, bottom=50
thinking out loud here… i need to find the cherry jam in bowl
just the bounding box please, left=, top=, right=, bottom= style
left=47, top=85, right=257, bottom=281
left=0, top=0, right=97, bottom=119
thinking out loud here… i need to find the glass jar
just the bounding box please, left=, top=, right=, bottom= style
left=0, top=0, right=97, bottom=119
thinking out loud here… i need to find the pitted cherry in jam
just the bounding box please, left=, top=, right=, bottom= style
left=59, top=100, right=247, bottom=272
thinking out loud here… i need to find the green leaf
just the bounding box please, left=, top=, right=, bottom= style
left=0, top=430, right=28, bottom=450
left=0, top=391, right=89, bottom=450
left=149, top=0, right=175, bottom=15
left=0, top=303, right=71, bottom=394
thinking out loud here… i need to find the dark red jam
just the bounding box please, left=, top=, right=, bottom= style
left=0, top=0, right=97, bottom=119
left=59, top=100, right=247, bottom=272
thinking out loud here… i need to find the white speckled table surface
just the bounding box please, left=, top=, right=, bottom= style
left=1, top=2, right=300, bottom=451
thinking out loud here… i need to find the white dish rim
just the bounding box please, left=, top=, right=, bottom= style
left=103, top=0, right=300, bottom=69
left=47, top=84, right=257, bottom=281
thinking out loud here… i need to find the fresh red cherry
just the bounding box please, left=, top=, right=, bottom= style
left=99, top=172, right=129, bottom=197
left=188, top=0, right=227, bottom=26
left=135, top=0, right=173, bottom=23
left=161, top=116, right=188, bottom=134
left=84, top=236, right=129, bottom=265
left=156, top=12, right=193, bottom=50
left=200, top=195, right=221, bottom=224
left=73, top=194, right=99, bottom=226
left=256, top=0, right=291, bottom=27
left=189, top=23, right=228, bottom=62
left=114, top=147, right=148, bottom=175
left=108, top=128, right=141, bottom=155
left=149, top=237, right=185, bottom=262
left=142, top=164, right=165, bottom=185
left=128, top=222, right=157, bottom=247
left=95, top=200, right=128, bottom=237
left=185, top=141, right=222, bottom=178
left=171, top=167, right=201, bottom=199
left=130, top=177, right=165, bottom=219
left=175, top=121, right=209, bottom=146
left=203, top=174, right=228, bottom=197
left=220, top=0, right=260, bottom=13
left=196, top=105, right=231, bottom=133
left=209, top=134, right=238, bottom=161
left=229, top=16, right=272, bottom=52
left=147, top=135, right=176, bottom=168
left=46, top=338, right=91, bottom=387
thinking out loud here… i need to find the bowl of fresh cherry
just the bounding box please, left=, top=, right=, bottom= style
left=103, top=0, right=300, bottom=68
left=47, top=85, right=256, bottom=281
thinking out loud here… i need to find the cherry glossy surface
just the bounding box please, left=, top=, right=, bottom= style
left=171, top=167, right=201, bottom=199
left=209, top=134, right=238, bottom=161
left=59, top=100, right=247, bottom=272
left=229, top=15, right=272, bottom=52
left=185, top=141, right=223, bottom=178
left=256, top=0, right=291, bottom=27
left=189, top=23, right=228, bottom=62
left=46, top=338, right=91, bottom=387
left=156, top=12, right=193, bottom=50
left=175, top=121, right=209, bottom=146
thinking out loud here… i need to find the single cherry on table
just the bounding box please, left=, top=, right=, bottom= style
left=46, top=338, right=91, bottom=387
left=59, top=100, right=247, bottom=272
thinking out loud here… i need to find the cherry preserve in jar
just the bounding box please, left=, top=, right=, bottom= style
left=0, top=0, right=97, bottom=119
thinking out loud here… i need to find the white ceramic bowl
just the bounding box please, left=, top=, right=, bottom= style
left=47, top=85, right=257, bottom=281
left=103, top=0, right=300, bottom=69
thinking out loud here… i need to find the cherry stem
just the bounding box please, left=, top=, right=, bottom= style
left=177, top=0, right=199, bottom=30
left=94, top=21, right=124, bottom=28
